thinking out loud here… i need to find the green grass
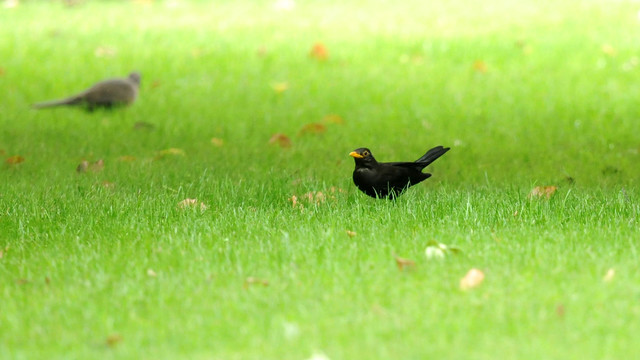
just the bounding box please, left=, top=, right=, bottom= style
left=1, top=0, right=640, bottom=359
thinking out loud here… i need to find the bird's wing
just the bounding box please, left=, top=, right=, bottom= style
left=85, top=80, right=136, bottom=104
left=386, top=161, right=424, bottom=169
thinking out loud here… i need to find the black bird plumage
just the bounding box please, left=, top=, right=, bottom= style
left=349, top=146, right=450, bottom=199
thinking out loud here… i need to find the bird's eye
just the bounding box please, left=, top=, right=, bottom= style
left=363, top=150, right=370, bottom=156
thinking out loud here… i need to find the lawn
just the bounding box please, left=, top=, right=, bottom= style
left=1, top=0, right=640, bottom=359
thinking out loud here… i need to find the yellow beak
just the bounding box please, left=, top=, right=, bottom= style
left=349, top=151, right=364, bottom=159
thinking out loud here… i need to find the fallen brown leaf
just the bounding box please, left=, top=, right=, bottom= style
left=298, top=122, right=326, bottom=136
left=76, top=159, right=104, bottom=173
left=310, top=42, right=329, bottom=60
left=269, top=133, right=292, bottom=148
left=177, top=198, right=208, bottom=211
left=528, top=186, right=558, bottom=199
left=101, top=181, right=115, bottom=189
left=91, top=159, right=104, bottom=172
left=106, top=333, right=123, bottom=347
left=5, top=155, right=25, bottom=165
left=460, top=268, right=485, bottom=290
left=394, top=253, right=416, bottom=271
left=289, top=195, right=298, bottom=207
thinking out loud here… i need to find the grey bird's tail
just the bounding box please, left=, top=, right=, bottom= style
left=32, top=95, right=83, bottom=109
left=415, top=146, right=450, bottom=166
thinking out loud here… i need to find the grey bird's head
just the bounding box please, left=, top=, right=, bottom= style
left=128, top=72, right=141, bottom=85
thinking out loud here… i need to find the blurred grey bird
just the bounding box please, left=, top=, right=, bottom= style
left=33, top=72, right=141, bottom=111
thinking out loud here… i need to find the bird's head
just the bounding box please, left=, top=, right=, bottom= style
left=129, top=72, right=141, bottom=85
left=349, top=148, right=377, bottom=166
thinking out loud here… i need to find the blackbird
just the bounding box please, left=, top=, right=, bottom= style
left=349, top=146, right=450, bottom=199
left=32, top=72, right=141, bottom=111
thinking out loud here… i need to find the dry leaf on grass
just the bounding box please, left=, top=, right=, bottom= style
left=244, top=277, right=269, bottom=289
left=310, top=42, right=329, bottom=60
left=289, top=195, right=299, bottom=207
left=289, top=188, right=345, bottom=210
left=106, top=333, right=123, bottom=347
left=5, top=155, right=25, bottom=165
left=460, top=268, right=485, bottom=290
left=76, top=159, right=104, bottom=173
left=528, top=185, right=557, bottom=199
left=101, top=181, right=115, bottom=189
left=393, top=253, right=415, bottom=271
left=298, top=122, right=326, bottom=136
left=269, top=133, right=292, bottom=148
left=177, top=198, right=208, bottom=211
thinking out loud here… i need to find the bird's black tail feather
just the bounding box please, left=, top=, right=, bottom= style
left=415, top=146, right=450, bottom=167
